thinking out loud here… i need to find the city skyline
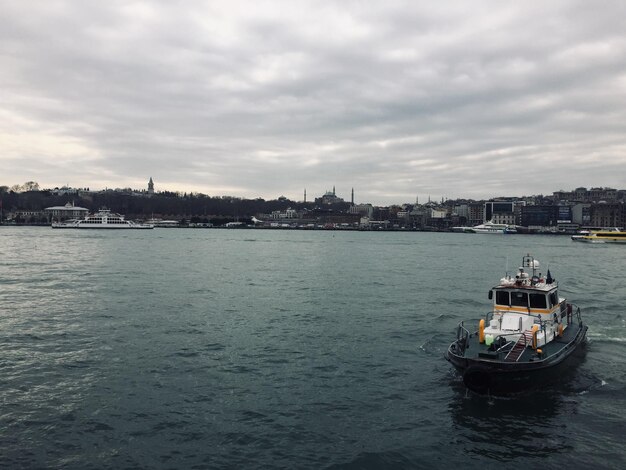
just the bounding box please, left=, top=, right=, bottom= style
left=4, top=178, right=623, bottom=208
left=2, top=2, right=626, bottom=205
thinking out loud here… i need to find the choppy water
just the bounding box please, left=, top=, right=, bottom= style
left=1, top=227, right=624, bottom=469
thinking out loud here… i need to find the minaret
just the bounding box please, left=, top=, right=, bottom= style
left=333, top=185, right=336, bottom=196
left=351, top=187, right=354, bottom=205
left=148, top=177, right=154, bottom=194
left=304, top=188, right=307, bottom=203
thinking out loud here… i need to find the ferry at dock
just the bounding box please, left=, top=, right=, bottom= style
left=445, top=254, right=587, bottom=395
left=52, top=209, right=154, bottom=229
left=466, top=220, right=517, bottom=234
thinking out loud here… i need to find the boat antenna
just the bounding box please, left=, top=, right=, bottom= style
left=505, top=256, right=509, bottom=277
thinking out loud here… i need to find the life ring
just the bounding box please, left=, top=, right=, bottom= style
left=531, top=324, right=539, bottom=350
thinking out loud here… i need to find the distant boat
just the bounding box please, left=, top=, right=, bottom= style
left=52, top=209, right=153, bottom=229
left=147, top=218, right=180, bottom=228
left=571, top=229, right=626, bottom=243
left=469, top=221, right=515, bottom=234
left=451, top=226, right=475, bottom=233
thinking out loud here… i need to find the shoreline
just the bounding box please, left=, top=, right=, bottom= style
left=0, top=223, right=584, bottom=234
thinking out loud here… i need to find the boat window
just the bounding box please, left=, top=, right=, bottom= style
left=549, top=291, right=559, bottom=307
left=495, top=291, right=509, bottom=306
left=511, top=292, right=528, bottom=307
left=529, top=293, right=547, bottom=309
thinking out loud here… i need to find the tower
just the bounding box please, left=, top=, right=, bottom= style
left=304, top=188, right=307, bottom=203
left=148, top=177, right=154, bottom=194
left=351, top=187, right=354, bottom=205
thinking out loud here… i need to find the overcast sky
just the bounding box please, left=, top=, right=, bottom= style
left=2, top=1, right=625, bottom=205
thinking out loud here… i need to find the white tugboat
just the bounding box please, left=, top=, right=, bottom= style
left=445, top=254, right=587, bottom=394
left=52, top=209, right=154, bottom=229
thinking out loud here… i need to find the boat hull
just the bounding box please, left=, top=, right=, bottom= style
left=445, top=324, right=587, bottom=395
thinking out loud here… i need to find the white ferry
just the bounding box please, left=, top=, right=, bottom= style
left=469, top=221, right=516, bottom=234
left=52, top=209, right=154, bottom=229
left=445, top=254, right=587, bottom=395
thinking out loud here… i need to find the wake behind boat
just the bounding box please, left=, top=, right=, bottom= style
left=445, top=254, right=587, bottom=395
left=52, top=209, right=154, bottom=229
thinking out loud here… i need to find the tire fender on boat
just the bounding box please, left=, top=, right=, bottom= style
left=463, top=366, right=492, bottom=393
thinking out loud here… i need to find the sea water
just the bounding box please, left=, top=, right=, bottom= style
left=0, top=227, right=624, bottom=469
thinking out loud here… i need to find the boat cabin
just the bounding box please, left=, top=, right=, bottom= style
left=482, top=255, right=567, bottom=349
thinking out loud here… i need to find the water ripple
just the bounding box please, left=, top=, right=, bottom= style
left=0, top=228, right=624, bottom=469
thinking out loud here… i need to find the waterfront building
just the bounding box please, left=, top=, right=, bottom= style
left=468, top=203, right=485, bottom=226
left=348, top=204, right=374, bottom=218
left=484, top=200, right=525, bottom=225
left=13, top=210, right=44, bottom=223
left=574, top=187, right=588, bottom=201
left=553, top=187, right=620, bottom=203
left=44, top=202, right=89, bottom=221
left=521, top=205, right=559, bottom=228
left=590, top=202, right=625, bottom=228
left=269, top=208, right=299, bottom=220
left=571, top=203, right=591, bottom=226
left=428, top=208, right=451, bottom=230
left=453, top=204, right=469, bottom=219
left=589, top=187, right=617, bottom=202
left=430, top=208, right=448, bottom=220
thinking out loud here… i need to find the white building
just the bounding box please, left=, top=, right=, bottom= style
left=270, top=208, right=299, bottom=219
left=349, top=204, right=374, bottom=218
left=44, top=202, right=89, bottom=220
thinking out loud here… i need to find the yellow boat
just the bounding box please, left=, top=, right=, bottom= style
left=571, top=229, right=626, bottom=243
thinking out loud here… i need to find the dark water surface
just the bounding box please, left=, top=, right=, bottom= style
left=1, top=227, right=624, bottom=469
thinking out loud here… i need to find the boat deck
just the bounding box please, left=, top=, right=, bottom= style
left=465, top=322, right=582, bottom=363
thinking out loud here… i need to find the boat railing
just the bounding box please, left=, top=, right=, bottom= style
left=566, top=302, right=583, bottom=326
left=451, top=321, right=472, bottom=355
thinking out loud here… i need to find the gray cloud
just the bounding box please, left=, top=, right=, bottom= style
left=2, top=0, right=625, bottom=204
